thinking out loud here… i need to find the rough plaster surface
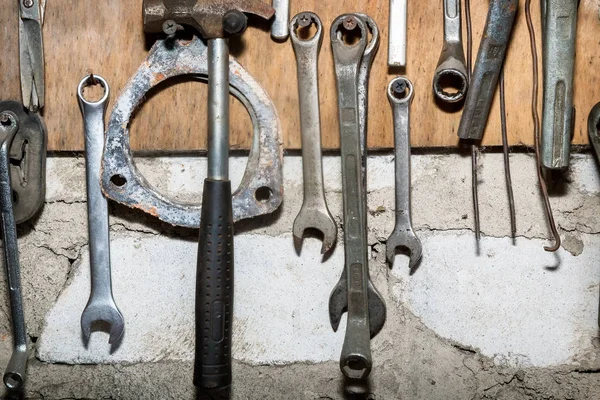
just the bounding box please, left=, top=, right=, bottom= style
left=0, top=153, right=599, bottom=399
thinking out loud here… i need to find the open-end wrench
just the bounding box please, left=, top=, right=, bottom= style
left=386, top=77, right=422, bottom=269
left=290, top=12, right=337, bottom=254
left=540, top=0, right=579, bottom=170
left=329, top=14, right=386, bottom=381
left=77, top=75, right=125, bottom=345
left=433, top=0, right=469, bottom=103
left=271, top=0, right=290, bottom=40
left=0, top=112, right=27, bottom=391
left=388, top=0, right=407, bottom=67
left=457, top=0, right=518, bottom=140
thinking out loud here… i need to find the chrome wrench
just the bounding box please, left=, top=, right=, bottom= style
left=457, top=0, right=518, bottom=140
left=77, top=75, right=125, bottom=345
left=271, top=0, right=290, bottom=40
left=0, top=112, right=27, bottom=391
left=290, top=12, right=337, bottom=254
left=433, top=0, right=469, bottom=103
left=388, top=0, right=407, bottom=67
left=329, top=14, right=386, bottom=381
left=540, top=0, right=579, bottom=170
left=386, top=77, right=422, bottom=269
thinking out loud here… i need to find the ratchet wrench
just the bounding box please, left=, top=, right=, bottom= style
left=386, top=77, right=422, bottom=269
left=329, top=14, right=386, bottom=381
left=540, top=0, right=579, bottom=170
left=77, top=75, right=125, bottom=345
left=290, top=12, right=337, bottom=254
left=433, top=0, right=468, bottom=103
left=457, top=0, right=518, bottom=140
left=0, top=112, right=27, bottom=391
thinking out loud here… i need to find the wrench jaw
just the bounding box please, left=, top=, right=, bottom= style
left=386, top=228, right=423, bottom=270
left=328, top=274, right=348, bottom=332
left=80, top=300, right=125, bottom=346
left=292, top=206, right=338, bottom=254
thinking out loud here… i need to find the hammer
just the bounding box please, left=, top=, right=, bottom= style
left=143, top=0, right=275, bottom=390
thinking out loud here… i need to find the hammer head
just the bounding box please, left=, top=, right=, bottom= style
left=143, top=0, right=275, bottom=39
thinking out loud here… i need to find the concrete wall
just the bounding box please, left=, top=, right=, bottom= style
left=1, top=152, right=600, bottom=399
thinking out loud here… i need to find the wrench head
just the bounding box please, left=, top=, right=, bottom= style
left=293, top=206, right=337, bottom=254
left=81, top=299, right=125, bottom=345
left=329, top=272, right=387, bottom=338
left=386, top=228, right=423, bottom=270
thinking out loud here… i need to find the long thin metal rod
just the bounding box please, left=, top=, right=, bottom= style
left=465, top=0, right=480, bottom=241
left=207, top=38, right=230, bottom=181
left=525, top=0, right=561, bottom=252
left=499, top=70, right=517, bottom=238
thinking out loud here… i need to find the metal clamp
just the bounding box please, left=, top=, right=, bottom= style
left=101, top=36, right=283, bottom=228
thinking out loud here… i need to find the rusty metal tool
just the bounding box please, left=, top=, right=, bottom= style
left=457, top=0, right=518, bottom=140
left=290, top=12, right=337, bottom=254
left=386, top=77, right=422, bottom=269
left=588, top=102, right=600, bottom=328
left=142, top=0, right=275, bottom=390
left=18, top=0, right=46, bottom=112
left=329, top=14, right=386, bottom=381
left=271, top=0, right=290, bottom=40
left=540, top=0, right=579, bottom=170
left=0, top=102, right=46, bottom=392
left=77, top=75, right=125, bottom=346
left=388, top=0, right=407, bottom=67
left=433, top=0, right=468, bottom=103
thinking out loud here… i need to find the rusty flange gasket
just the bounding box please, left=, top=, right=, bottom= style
left=101, top=36, right=283, bottom=228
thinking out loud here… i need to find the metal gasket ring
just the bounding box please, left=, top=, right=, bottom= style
left=101, top=36, right=283, bottom=228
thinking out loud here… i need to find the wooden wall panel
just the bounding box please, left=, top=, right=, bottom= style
left=0, top=0, right=598, bottom=151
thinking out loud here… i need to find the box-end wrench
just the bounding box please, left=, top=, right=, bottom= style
left=386, top=77, right=422, bottom=269
left=290, top=12, right=337, bottom=254
left=388, top=0, right=407, bottom=67
left=271, top=0, right=290, bottom=40
left=77, top=75, right=125, bottom=346
left=329, top=14, right=386, bottom=381
left=433, top=0, right=469, bottom=103
left=540, top=0, right=579, bottom=170
left=0, top=112, right=27, bottom=391
left=457, top=0, right=518, bottom=140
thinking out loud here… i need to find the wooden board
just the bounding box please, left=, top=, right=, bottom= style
left=0, top=0, right=598, bottom=151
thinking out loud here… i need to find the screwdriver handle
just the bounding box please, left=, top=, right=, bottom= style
left=194, top=179, right=234, bottom=390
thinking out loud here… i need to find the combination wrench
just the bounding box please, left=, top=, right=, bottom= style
left=433, top=0, right=468, bottom=103
left=386, top=77, right=422, bottom=269
left=77, top=75, right=125, bottom=345
left=329, top=14, right=386, bottom=381
left=457, top=0, right=518, bottom=140
left=0, top=112, right=27, bottom=391
left=540, top=0, right=579, bottom=170
left=290, top=12, right=337, bottom=254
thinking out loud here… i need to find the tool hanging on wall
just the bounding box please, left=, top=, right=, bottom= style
left=433, top=0, right=468, bottom=104
left=290, top=12, right=337, bottom=255
left=386, top=77, right=422, bottom=269
left=18, top=0, right=46, bottom=113
left=388, top=0, right=407, bottom=67
left=271, top=0, right=290, bottom=40
left=540, top=0, right=579, bottom=170
left=329, top=13, right=386, bottom=381
left=587, top=102, right=600, bottom=329
left=525, top=0, right=561, bottom=252
left=100, top=0, right=282, bottom=390
left=460, top=0, right=518, bottom=243
left=77, top=75, right=125, bottom=347
left=0, top=102, right=46, bottom=392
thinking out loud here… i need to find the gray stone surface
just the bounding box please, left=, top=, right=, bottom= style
left=0, top=153, right=599, bottom=399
